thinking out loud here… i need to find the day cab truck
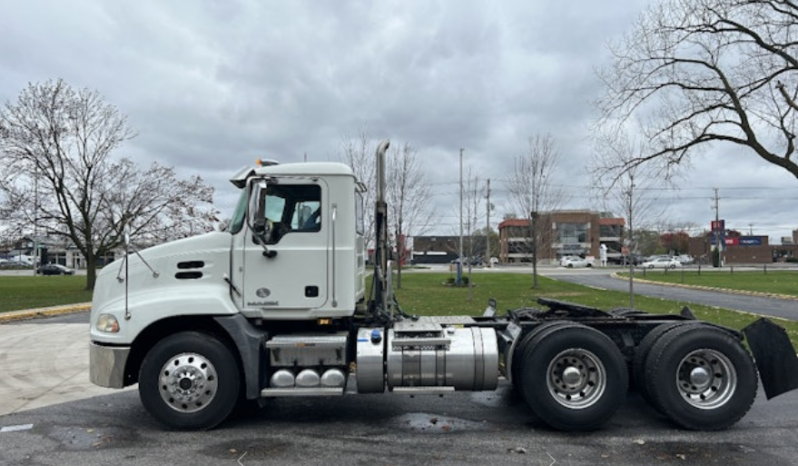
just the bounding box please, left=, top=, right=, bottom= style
left=89, top=141, right=798, bottom=432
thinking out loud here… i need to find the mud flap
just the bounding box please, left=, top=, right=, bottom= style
left=743, top=318, right=798, bottom=399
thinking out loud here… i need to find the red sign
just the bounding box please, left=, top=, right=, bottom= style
left=711, top=220, right=725, bottom=231
left=725, top=238, right=738, bottom=246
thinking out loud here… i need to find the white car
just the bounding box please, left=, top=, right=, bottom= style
left=676, top=254, right=694, bottom=265
left=640, top=257, right=682, bottom=269
left=560, top=256, right=592, bottom=268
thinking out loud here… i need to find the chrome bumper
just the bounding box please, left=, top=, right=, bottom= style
left=89, top=341, right=131, bottom=388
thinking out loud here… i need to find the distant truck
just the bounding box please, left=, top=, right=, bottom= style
left=89, top=141, right=798, bottom=431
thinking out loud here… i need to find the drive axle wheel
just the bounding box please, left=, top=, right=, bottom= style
left=519, top=324, right=628, bottom=431
left=644, top=325, right=757, bottom=430
left=632, top=321, right=699, bottom=401
left=511, top=322, right=572, bottom=402
left=139, top=332, right=240, bottom=430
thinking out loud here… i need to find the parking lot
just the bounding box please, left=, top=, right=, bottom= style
left=0, top=309, right=797, bottom=465
left=2, top=267, right=798, bottom=465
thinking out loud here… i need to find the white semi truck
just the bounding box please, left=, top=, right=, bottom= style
left=90, top=141, right=798, bottom=431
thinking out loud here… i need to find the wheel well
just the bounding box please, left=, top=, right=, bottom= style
left=123, top=316, right=242, bottom=387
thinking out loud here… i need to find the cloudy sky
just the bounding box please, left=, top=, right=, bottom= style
left=2, top=0, right=797, bottom=243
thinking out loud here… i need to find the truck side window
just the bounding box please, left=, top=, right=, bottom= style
left=263, top=184, right=322, bottom=243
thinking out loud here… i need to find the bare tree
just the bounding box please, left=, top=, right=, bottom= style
left=462, top=168, right=484, bottom=299
left=507, top=133, right=568, bottom=287
left=592, top=129, right=670, bottom=308
left=0, top=79, right=217, bottom=289
left=386, top=142, right=435, bottom=288
left=339, top=130, right=377, bottom=251
left=597, top=0, right=798, bottom=178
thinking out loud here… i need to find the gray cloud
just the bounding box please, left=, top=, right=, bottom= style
left=2, top=0, right=796, bottom=242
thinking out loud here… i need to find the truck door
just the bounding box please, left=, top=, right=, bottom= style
left=235, top=178, right=329, bottom=314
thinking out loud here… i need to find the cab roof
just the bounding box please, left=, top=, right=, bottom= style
left=230, top=162, right=354, bottom=188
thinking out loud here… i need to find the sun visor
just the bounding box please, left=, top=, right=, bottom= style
left=230, top=166, right=255, bottom=188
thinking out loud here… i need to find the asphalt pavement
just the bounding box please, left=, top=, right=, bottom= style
left=543, top=267, right=798, bottom=320
left=1, top=371, right=797, bottom=466
left=2, top=267, right=798, bottom=465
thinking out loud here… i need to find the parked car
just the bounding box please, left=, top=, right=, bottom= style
left=0, top=260, right=27, bottom=269
left=559, top=256, right=592, bottom=268
left=37, top=263, right=75, bottom=275
left=676, top=254, right=694, bottom=265
left=640, top=257, right=681, bottom=269
left=606, top=253, right=643, bottom=266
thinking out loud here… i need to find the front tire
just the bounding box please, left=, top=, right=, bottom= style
left=644, top=325, right=757, bottom=430
left=139, top=332, right=240, bottom=430
left=519, top=324, right=628, bottom=431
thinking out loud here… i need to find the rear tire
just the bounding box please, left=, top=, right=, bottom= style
left=644, top=325, right=757, bottom=430
left=632, top=321, right=698, bottom=401
left=139, top=332, right=240, bottom=430
left=519, top=324, right=628, bottom=431
left=511, top=321, right=572, bottom=402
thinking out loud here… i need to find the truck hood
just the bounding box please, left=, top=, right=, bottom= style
left=93, top=232, right=233, bottom=317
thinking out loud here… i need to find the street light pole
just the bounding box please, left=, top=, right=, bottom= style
left=458, top=148, right=464, bottom=286
left=531, top=211, right=539, bottom=288
left=33, top=163, right=39, bottom=275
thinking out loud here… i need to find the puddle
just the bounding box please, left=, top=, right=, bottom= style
left=392, top=412, right=488, bottom=433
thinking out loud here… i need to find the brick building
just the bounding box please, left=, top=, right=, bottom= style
left=498, top=211, right=625, bottom=264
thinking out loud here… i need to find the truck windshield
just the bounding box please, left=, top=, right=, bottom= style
left=229, top=189, right=248, bottom=234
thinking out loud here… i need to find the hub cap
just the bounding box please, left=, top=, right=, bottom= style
left=159, top=352, right=218, bottom=413
left=546, top=348, right=606, bottom=409
left=676, top=349, right=737, bottom=409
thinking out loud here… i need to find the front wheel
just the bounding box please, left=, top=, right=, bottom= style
left=519, top=324, right=628, bottom=431
left=139, top=332, right=240, bottom=430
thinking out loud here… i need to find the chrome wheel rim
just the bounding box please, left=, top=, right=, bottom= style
left=159, top=352, right=218, bottom=413
left=676, top=349, right=737, bottom=409
left=546, top=348, right=606, bottom=409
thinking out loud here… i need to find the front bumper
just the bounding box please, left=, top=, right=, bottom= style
left=89, top=341, right=131, bottom=388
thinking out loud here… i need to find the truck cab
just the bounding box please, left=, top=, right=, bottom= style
left=229, top=162, right=366, bottom=320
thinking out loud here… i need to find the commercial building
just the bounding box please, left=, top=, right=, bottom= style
left=498, top=211, right=625, bottom=264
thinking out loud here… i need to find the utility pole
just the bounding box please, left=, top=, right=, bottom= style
left=485, top=178, right=491, bottom=267
left=458, top=148, right=464, bottom=286
left=33, top=163, right=39, bottom=275
left=712, top=188, right=722, bottom=267
left=531, top=211, right=539, bottom=288
left=627, top=172, right=635, bottom=309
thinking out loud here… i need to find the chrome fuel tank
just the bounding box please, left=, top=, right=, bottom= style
left=385, top=319, right=498, bottom=391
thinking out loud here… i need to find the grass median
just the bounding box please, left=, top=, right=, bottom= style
left=391, top=272, right=798, bottom=347
left=0, top=276, right=92, bottom=313
left=618, top=269, right=798, bottom=297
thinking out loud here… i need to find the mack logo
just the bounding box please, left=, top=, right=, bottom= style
left=247, top=301, right=278, bottom=306
left=256, top=287, right=271, bottom=298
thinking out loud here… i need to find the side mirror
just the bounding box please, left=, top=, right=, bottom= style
left=252, top=217, right=272, bottom=242
left=246, top=178, right=277, bottom=258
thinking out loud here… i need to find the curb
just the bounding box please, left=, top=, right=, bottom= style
left=0, top=303, right=92, bottom=323
left=609, top=273, right=798, bottom=301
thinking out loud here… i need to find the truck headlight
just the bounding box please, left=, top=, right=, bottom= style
left=96, top=314, right=120, bottom=333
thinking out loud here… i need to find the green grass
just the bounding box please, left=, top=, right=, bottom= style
left=619, top=269, right=798, bottom=297
left=0, top=276, right=93, bottom=312
left=390, top=272, right=798, bottom=347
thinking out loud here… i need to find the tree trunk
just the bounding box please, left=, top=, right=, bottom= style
left=85, top=250, right=97, bottom=291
